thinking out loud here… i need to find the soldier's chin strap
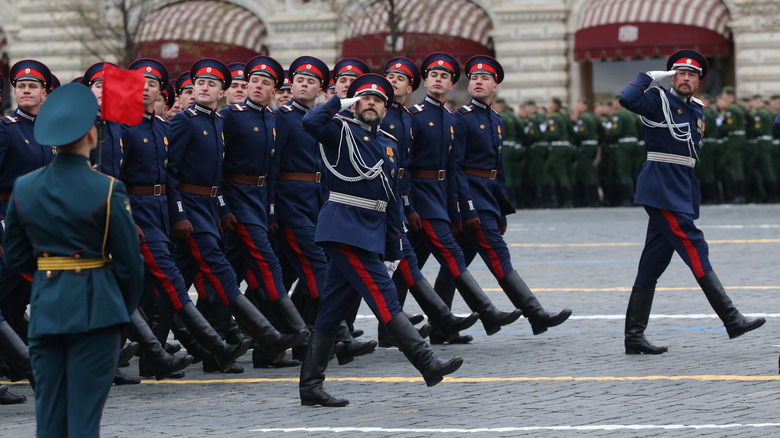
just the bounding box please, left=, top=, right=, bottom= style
left=319, top=119, right=395, bottom=201
left=640, top=86, right=699, bottom=162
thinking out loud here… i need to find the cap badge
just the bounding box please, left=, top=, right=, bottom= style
left=25, top=68, right=31, bottom=74
left=371, top=84, right=377, bottom=89
left=478, top=63, right=483, bottom=68
left=146, top=67, right=152, bottom=72
left=686, top=59, right=692, bottom=64
left=437, top=60, right=444, bottom=66
left=261, top=64, right=266, bottom=70
left=206, top=67, right=212, bottom=73
left=347, top=66, right=353, bottom=70
left=395, top=63, right=402, bottom=68
left=238, top=70, right=243, bottom=76
left=306, top=64, right=312, bottom=69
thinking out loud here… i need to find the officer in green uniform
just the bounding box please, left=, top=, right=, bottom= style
left=697, top=94, right=722, bottom=204
left=746, top=94, right=778, bottom=201
left=3, top=83, right=144, bottom=437
left=571, top=98, right=602, bottom=207
left=542, top=97, right=575, bottom=207
left=718, top=86, right=747, bottom=203
left=603, top=96, right=640, bottom=206
left=523, top=100, right=551, bottom=207
left=769, top=95, right=780, bottom=179
left=493, top=98, right=523, bottom=207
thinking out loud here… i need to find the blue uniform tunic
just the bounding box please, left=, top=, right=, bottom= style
left=620, top=72, right=712, bottom=287
left=302, top=95, right=403, bottom=333
left=0, top=108, right=55, bottom=323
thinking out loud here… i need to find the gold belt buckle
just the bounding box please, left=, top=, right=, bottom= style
left=257, top=176, right=266, bottom=187
left=488, top=169, right=497, bottom=180
left=153, top=184, right=162, bottom=196
left=314, top=172, right=322, bottom=183
left=437, top=170, right=446, bottom=180
left=209, top=186, right=219, bottom=197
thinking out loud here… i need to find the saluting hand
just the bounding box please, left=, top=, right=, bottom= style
left=405, top=212, right=422, bottom=232
left=646, top=70, right=676, bottom=82
left=136, top=225, right=145, bottom=244
left=220, top=213, right=237, bottom=234
left=340, top=96, right=361, bottom=111
left=171, top=219, right=193, bottom=240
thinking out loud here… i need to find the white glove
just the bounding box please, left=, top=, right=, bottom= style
left=646, top=70, right=676, bottom=82
left=384, top=260, right=401, bottom=275
left=340, top=96, right=361, bottom=111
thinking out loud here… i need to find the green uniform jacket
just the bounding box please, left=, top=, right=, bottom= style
left=3, top=154, right=144, bottom=337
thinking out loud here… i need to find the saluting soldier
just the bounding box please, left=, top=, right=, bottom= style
left=380, top=57, right=478, bottom=346
left=224, top=62, right=248, bottom=106
left=299, top=73, right=463, bottom=407
left=0, top=60, right=54, bottom=392
left=405, top=52, right=521, bottom=337
left=218, top=55, right=309, bottom=367
left=167, top=58, right=306, bottom=363
left=3, top=82, right=144, bottom=437
left=619, top=50, right=765, bottom=355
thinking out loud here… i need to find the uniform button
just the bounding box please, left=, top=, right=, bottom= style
left=253, top=127, right=259, bottom=132
left=389, top=124, right=395, bottom=130
left=143, top=138, right=149, bottom=143
left=271, top=148, right=275, bottom=157
left=42, top=253, right=49, bottom=257
left=429, top=122, right=434, bottom=127
left=164, top=159, right=168, bottom=167
left=480, top=124, right=485, bottom=129
left=203, top=130, right=208, bottom=136
left=74, top=254, right=80, bottom=259
left=75, top=267, right=81, bottom=273
left=499, top=146, right=503, bottom=152
left=363, top=136, right=369, bottom=141
left=391, top=169, right=395, bottom=178
left=46, top=271, right=52, bottom=277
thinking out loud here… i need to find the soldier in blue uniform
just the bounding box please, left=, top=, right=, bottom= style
left=405, top=52, right=521, bottom=336
left=168, top=58, right=305, bottom=362
left=332, top=58, right=369, bottom=113
left=121, top=58, right=249, bottom=377
left=272, top=70, right=292, bottom=109
left=175, top=71, right=195, bottom=109
left=380, top=57, right=479, bottom=347
left=219, top=55, right=309, bottom=367
left=0, top=60, right=53, bottom=393
left=82, top=62, right=124, bottom=177
left=3, top=82, right=144, bottom=437
left=449, top=56, right=572, bottom=335
left=0, top=72, right=27, bottom=405
left=619, top=49, right=765, bottom=355
left=224, top=62, right=247, bottom=106
left=299, top=74, right=463, bottom=407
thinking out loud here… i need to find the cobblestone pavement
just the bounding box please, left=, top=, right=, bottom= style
left=3, top=205, right=780, bottom=437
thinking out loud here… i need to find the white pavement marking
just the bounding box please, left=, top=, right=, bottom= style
left=252, top=423, right=780, bottom=433
left=354, top=313, right=780, bottom=320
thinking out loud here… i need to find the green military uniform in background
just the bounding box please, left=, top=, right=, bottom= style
left=698, top=100, right=722, bottom=203
left=498, top=101, right=525, bottom=208
left=746, top=102, right=778, bottom=201
left=602, top=105, right=639, bottom=206
left=524, top=105, right=551, bottom=207
left=719, top=99, right=748, bottom=203
left=542, top=102, right=575, bottom=207
left=572, top=107, right=602, bottom=207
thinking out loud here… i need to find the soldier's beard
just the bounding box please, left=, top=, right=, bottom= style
left=357, top=109, right=382, bottom=127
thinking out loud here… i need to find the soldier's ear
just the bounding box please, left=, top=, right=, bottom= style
left=218, top=90, right=226, bottom=100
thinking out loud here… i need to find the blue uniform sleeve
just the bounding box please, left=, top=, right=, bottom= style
left=267, top=114, right=283, bottom=225
left=3, top=192, right=37, bottom=275
left=453, top=113, right=477, bottom=221
left=402, top=115, right=419, bottom=218
left=385, top=166, right=403, bottom=261
left=167, top=112, right=191, bottom=224
left=447, top=119, right=461, bottom=224
left=618, top=73, right=660, bottom=119
left=301, top=95, right=343, bottom=143
left=774, top=112, right=780, bottom=135
left=107, top=181, right=145, bottom=315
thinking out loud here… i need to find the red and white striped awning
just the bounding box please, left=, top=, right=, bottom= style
left=574, top=0, right=731, bottom=61
left=138, top=1, right=266, bottom=52
left=347, top=0, right=492, bottom=48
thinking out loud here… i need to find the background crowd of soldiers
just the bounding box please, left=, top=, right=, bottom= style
left=495, top=86, right=780, bottom=209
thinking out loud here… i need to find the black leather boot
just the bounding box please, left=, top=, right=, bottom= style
left=300, top=331, right=349, bottom=407
left=408, top=278, right=479, bottom=343
left=498, top=270, right=572, bottom=335
left=177, top=302, right=250, bottom=373
left=228, top=294, right=307, bottom=363
left=170, top=314, right=205, bottom=364
left=117, top=341, right=139, bottom=367
left=624, top=286, right=667, bottom=354
left=113, top=368, right=141, bottom=385
left=253, top=345, right=301, bottom=368
left=129, top=310, right=193, bottom=380
left=0, top=384, right=26, bottom=404
left=697, top=271, right=765, bottom=339
left=429, top=277, right=473, bottom=344
left=336, top=321, right=377, bottom=365
left=454, top=271, right=522, bottom=335
left=384, top=313, right=463, bottom=387
left=0, top=321, right=33, bottom=384
left=271, top=294, right=311, bottom=343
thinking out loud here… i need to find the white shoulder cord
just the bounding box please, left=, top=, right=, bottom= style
left=640, top=86, right=699, bottom=161
left=319, top=119, right=395, bottom=200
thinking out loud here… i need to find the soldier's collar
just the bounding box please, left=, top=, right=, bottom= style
left=469, top=98, right=489, bottom=110
left=246, top=99, right=266, bottom=112
left=424, top=95, right=443, bottom=107
left=669, top=88, right=691, bottom=104
left=194, top=104, right=214, bottom=115
left=345, top=115, right=377, bottom=133
left=291, top=100, right=310, bottom=113
left=16, top=108, right=36, bottom=122
left=143, top=112, right=154, bottom=120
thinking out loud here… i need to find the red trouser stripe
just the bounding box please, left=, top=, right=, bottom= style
left=283, top=228, right=319, bottom=299
left=474, top=227, right=505, bottom=280
left=140, top=243, right=183, bottom=311
left=186, top=236, right=231, bottom=306
left=245, top=269, right=259, bottom=291
left=661, top=210, right=705, bottom=278
left=422, top=220, right=461, bottom=278
left=194, top=273, right=207, bottom=299
left=236, top=224, right=279, bottom=300
left=399, top=257, right=415, bottom=288
left=339, top=243, right=392, bottom=323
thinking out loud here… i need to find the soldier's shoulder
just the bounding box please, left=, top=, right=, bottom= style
left=458, top=104, right=475, bottom=114
left=279, top=104, right=295, bottom=113
left=408, top=103, right=426, bottom=114
left=379, top=129, right=398, bottom=142
left=2, top=114, right=20, bottom=124
left=228, top=104, right=248, bottom=112
left=155, top=115, right=171, bottom=124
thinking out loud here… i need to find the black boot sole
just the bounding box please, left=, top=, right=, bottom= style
left=727, top=317, right=766, bottom=339
left=530, top=309, right=573, bottom=335
left=423, top=357, right=464, bottom=387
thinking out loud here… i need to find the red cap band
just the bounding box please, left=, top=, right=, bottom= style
left=194, top=66, right=225, bottom=81
left=294, top=63, right=323, bottom=80
left=426, top=59, right=455, bottom=74
left=337, top=64, right=364, bottom=76
left=672, top=58, right=702, bottom=72
left=388, top=62, right=413, bottom=78
left=250, top=64, right=278, bottom=79
left=355, top=83, right=388, bottom=100
left=137, top=66, right=163, bottom=80
left=469, top=62, right=497, bottom=77
left=15, top=68, right=47, bottom=83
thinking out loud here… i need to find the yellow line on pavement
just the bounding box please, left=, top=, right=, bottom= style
left=5, top=375, right=768, bottom=385
left=510, top=238, right=780, bottom=248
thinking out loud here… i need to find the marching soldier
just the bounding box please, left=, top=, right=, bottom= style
left=405, top=52, right=521, bottom=336
left=273, top=70, right=292, bottom=109
left=82, top=62, right=124, bottom=177
left=175, top=71, right=195, bottom=109
left=493, top=97, right=524, bottom=208
left=0, top=60, right=54, bottom=393
left=299, top=73, right=463, bottom=407
left=3, top=82, right=144, bottom=436
left=167, top=58, right=306, bottom=363
left=619, top=50, right=765, bottom=355
left=380, top=56, right=479, bottom=346
left=224, top=62, right=248, bottom=105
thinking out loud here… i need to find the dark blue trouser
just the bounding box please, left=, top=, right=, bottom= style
left=634, top=206, right=712, bottom=289
left=173, top=233, right=242, bottom=306
left=314, top=243, right=403, bottom=336
left=276, top=225, right=329, bottom=300
left=140, top=240, right=192, bottom=311
left=29, top=326, right=121, bottom=438
left=224, top=223, right=287, bottom=300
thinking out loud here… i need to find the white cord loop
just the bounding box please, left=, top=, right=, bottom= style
left=640, top=86, right=699, bottom=162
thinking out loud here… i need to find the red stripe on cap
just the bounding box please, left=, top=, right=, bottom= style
left=672, top=58, right=702, bottom=71
left=180, top=78, right=192, bottom=88
left=426, top=59, right=455, bottom=73
left=338, top=64, right=364, bottom=76
left=294, top=63, right=323, bottom=79
left=355, top=83, right=388, bottom=98
left=15, top=68, right=46, bottom=83
left=88, top=70, right=105, bottom=83
left=137, top=66, right=163, bottom=80
left=194, top=66, right=225, bottom=81
left=388, top=62, right=413, bottom=78
left=470, top=62, right=497, bottom=76
left=250, top=64, right=278, bottom=79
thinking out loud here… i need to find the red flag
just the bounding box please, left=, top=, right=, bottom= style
left=101, top=65, right=145, bottom=125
